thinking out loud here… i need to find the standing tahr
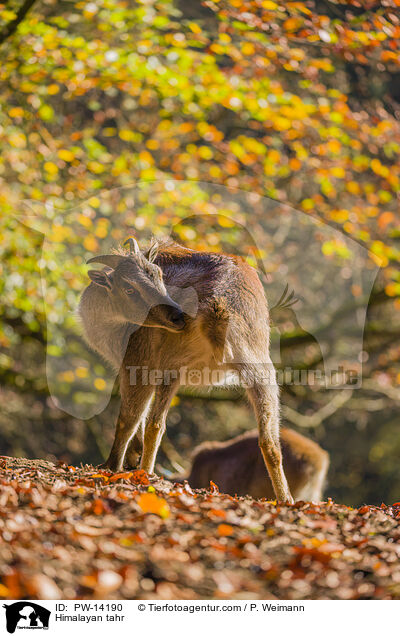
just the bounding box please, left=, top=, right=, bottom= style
left=79, top=237, right=293, bottom=503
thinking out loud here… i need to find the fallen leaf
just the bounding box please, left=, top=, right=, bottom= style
left=110, top=471, right=133, bottom=482
left=218, top=523, right=234, bottom=537
left=137, top=492, right=170, bottom=518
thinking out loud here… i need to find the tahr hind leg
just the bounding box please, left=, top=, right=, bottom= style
left=246, top=365, right=293, bottom=503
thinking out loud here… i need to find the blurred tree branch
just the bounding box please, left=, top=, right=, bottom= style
left=282, top=390, right=353, bottom=428
left=361, top=379, right=400, bottom=403
left=0, top=0, right=37, bottom=46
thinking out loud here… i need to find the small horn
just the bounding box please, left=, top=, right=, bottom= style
left=147, top=241, right=159, bottom=263
left=87, top=254, right=124, bottom=269
left=123, top=237, right=140, bottom=255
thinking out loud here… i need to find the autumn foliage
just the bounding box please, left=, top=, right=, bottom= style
left=0, top=1, right=399, bottom=505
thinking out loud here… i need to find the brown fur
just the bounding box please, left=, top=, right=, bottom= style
left=180, top=428, right=329, bottom=502
left=79, top=239, right=293, bottom=502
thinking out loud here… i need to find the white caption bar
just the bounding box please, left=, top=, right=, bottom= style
left=0, top=599, right=391, bottom=635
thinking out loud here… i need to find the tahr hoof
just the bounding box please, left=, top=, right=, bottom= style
left=97, top=462, right=116, bottom=472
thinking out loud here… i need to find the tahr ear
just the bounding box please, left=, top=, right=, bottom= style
left=88, top=269, right=112, bottom=290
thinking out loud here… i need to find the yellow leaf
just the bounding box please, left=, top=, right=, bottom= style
left=146, top=139, right=159, bottom=150
left=9, top=132, right=26, bottom=148
left=9, top=107, right=24, bottom=118
left=50, top=225, right=69, bottom=241
left=103, top=127, right=116, bottom=137
left=119, top=129, right=135, bottom=142
left=39, top=104, right=54, bottom=121
left=139, top=150, right=154, bottom=167
left=274, top=117, right=291, bottom=131
left=58, top=149, right=75, bottom=162
left=217, top=215, right=234, bottom=229
left=331, top=166, right=345, bottom=178
left=84, top=235, right=99, bottom=251
left=88, top=196, right=100, bottom=208
left=209, top=165, right=222, bottom=178
left=140, top=167, right=156, bottom=180
left=327, top=139, right=341, bottom=154
left=385, top=283, right=399, bottom=296
left=346, top=181, right=360, bottom=195
left=47, top=84, right=60, bottom=95
left=371, top=159, right=389, bottom=178
left=44, top=162, right=59, bottom=175
left=87, top=161, right=106, bottom=174
left=242, top=42, right=255, bottom=56
left=330, top=209, right=349, bottom=223
left=94, top=377, right=106, bottom=391
left=210, top=43, right=225, bottom=55
left=95, top=225, right=108, bottom=238
left=78, top=214, right=92, bottom=228
left=188, top=22, right=202, bottom=34
left=198, top=145, right=213, bottom=160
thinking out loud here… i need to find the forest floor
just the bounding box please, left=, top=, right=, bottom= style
left=0, top=456, right=399, bottom=600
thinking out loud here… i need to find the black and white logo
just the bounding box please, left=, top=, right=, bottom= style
left=3, top=602, right=50, bottom=633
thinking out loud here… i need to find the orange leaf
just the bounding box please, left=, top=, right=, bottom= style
left=92, top=498, right=106, bottom=515
left=378, top=212, right=394, bottom=229
left=131, top=469, right=150, bottom=486
left=80, top=573, right=98, bottom=589
left=137, top=492, right=170, bottom=518
left=0, top=583, right=9, bottom=598
left=209, top=509, right=226, bottom=519
left=110, top=471, right=133, bottom=482
left=358, top=505, right=370, bottom=514
left=209, top=480, right=219, bottom=494
left=90, top=473, right=109, bottom=481
left=218, top=524, right=234, bottom=537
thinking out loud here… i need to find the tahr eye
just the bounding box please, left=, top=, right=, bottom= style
left=126, top=288, right=136, bottom=295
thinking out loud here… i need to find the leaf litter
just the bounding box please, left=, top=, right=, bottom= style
left=0, top=456, right=399, bottom=600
